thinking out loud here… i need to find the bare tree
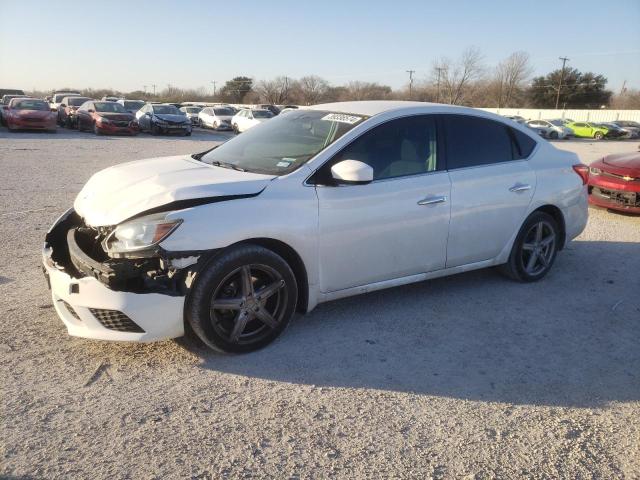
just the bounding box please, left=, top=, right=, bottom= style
left=255, top=76, right=292, bottom=104
left=341, top=81, right=392, bottom=101
left=434, top=47, right=484, bottom=105
left=295, top=75, right=329, bottom=105
left=494, top=51, right=533, bottom=107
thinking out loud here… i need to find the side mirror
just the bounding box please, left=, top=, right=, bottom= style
left=331, top=160, right=374, bottom=185
left=87, top=109, right=94, bottom=113
left=145, top=112, right=151, bottom=116
left=60, top=104, right=66, bottom=108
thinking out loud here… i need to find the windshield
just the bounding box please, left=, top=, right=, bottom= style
left=124, top=101, right=144, bottom=110
left=68, top=97, right=90, bottom=106
left=153, top=105, right=181, bottom=115
left=13, top=99, right=49, bottom=110
left=253, top=110, right=273, bottom=119
left=94, top=102, right=127, bottom=113
left=201, top=110, right=367, bottom=175
left=214, top=108, right=233, bottom=116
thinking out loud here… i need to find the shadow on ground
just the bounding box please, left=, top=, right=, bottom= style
left=189, top=240, right=640, bottom=407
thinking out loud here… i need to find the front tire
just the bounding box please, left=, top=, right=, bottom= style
left=498, top=211, right=559, bottom=282
left=232, top=123, right=239, bottom=134
left=594, top=131, right=604, bottom=140
left=186, top=244, right=298, bottom=353
left=549, top=131, right=558, bottom=140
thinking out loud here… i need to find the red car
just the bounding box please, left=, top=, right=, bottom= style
left=588, top=152, right=640, bottom=214
left=76, top=101, right=139, bottom=135
left=5, top=98, right=57, bottom=132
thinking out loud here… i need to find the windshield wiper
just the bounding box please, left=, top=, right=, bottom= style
left=210, top=160, right=247, bottom=172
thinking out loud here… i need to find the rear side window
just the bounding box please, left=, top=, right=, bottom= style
left=443, top=115, right=536, bottom=169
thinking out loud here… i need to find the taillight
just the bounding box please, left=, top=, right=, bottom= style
left=572, top=164, right=589, bottom=185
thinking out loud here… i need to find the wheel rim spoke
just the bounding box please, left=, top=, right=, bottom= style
left=255, top=279, right=285, bottom=302
left=240, top=265, right=254, bottom=296
left=526, top=251, right=538, bottom=272
left=535, top=222, right=544, bottom=242
left=254, top=305, right=278, bottom=329
left=211, top=297, right=243, bottom=311
left=229, top=310, right=250, bottom=343
left=540, top=235, right=555, bottom=247
left=522, top=242, right=536, bottom=251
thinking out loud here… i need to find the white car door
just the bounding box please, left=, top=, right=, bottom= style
left=443, top=114, right=537, bottom=267
left=313, top=115, right=451, bottom=293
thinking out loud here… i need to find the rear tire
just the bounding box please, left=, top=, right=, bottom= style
left=233, top=123, right=239, bottom=134
left=549, top=131, right=558, bottom=139
left=186, top=244, right=298, bottom=354
left=498, top=211, right=560, bottom=282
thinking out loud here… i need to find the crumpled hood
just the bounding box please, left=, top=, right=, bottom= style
left=74, top=155, right=275, bottom=226
left=155, top=113, right=189, bottom=123
left=602, top=153, right=640, bottom=172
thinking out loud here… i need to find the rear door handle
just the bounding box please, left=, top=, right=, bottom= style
left=418, top=195, right=447, bottom=206
left=509, top=183, right=532, bottom=193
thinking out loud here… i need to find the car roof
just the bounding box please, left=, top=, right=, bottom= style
left=306, top=100, right=500, bottom=118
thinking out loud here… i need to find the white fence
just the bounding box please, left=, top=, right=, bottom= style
left=478, top=108, right=640, bottom=123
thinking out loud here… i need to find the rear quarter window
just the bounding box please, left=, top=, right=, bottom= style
left=510, top=128, right=537, bottom=159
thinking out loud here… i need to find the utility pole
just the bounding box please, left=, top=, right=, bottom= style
left=406, top=70, right=415, bottom=98
left=555, top=56, right=569, bottom=109
left=143, top=85, right=147, bottom=94
left=435, top=67, right=444, bottom=103
left=151, top=84, right=157, bottom=96
left=210, top=80, right=217, bottom=97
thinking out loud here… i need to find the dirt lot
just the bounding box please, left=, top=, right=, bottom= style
left=1, top=129, right=639, bottom=479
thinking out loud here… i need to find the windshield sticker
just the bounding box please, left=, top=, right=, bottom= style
left=276, top=160, right=293, bottom=168
left=321, top=113, right=362, bottom=124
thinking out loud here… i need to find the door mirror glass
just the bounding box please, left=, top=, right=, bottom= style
left=331, top=160, right=374, bottom=185
left=87, top=109, right=94, bottom=113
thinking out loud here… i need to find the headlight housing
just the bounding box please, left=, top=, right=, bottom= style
left=98, top=116, right=110, bottom=124
left=102, top=214, right=182, bottom=256
left=589, top=167, right=602, bottom=175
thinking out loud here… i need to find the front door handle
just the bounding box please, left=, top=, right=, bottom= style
left=509, top=183, right=532, bottom=193
left=418, top=195, right=447, bottom=206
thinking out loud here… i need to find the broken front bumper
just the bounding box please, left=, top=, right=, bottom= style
left=42, top=209, right=185, bottom=342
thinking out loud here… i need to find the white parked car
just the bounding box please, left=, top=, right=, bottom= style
left=49, top=91, right=81, bottom=112
left=42, top=101, right=588, bottom=353
left=526, top=119, right=571, bottom=140
left=179, top=106, right=202, bottom=125
left=231, top=108, right=273, bottom=133
left=198, top=106, right=235, bottom=130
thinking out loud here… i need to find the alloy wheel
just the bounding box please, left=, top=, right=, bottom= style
left=520, top=221, right=556, bottom=276
left=209, top=264, right=287, bottom=345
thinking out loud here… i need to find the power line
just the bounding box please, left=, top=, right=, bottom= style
left=555, top=56, right=569, bottom=109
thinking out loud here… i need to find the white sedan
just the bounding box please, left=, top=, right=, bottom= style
left=231, top=108, right=273, bottom=133
left=526, top=119, right=572, bottom=139
left=198, top=106, right=235, bottom=130
left=42, top=101, right=588, bottom=353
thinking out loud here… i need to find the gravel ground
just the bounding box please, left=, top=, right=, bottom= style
left=1, top=129, right=639, bottom=479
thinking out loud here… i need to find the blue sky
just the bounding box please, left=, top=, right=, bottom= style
left=1, top=0, right=638, bottom=93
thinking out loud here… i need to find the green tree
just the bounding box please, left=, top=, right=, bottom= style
left=528, top=68, right=611, bottom=108
left=219, top=76, right=254, bottom=103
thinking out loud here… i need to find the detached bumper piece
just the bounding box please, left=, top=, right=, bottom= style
left=589, top=186, right=640, bottom=213
left=42, top=208, right=185, bottom=342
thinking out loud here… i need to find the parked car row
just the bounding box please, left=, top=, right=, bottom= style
left=502, top=115, right=640, bottom=140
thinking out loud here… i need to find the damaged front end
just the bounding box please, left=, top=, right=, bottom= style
left=44, top=209, right=207, bottom=295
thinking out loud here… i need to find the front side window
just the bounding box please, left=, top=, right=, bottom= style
left=443, top=115, right=518, bottom=169
left=326, top=115, right=439, bottom=181
left=252, top=110, right=273, bottom=119
left=201, top=110, right=367, bottom=175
